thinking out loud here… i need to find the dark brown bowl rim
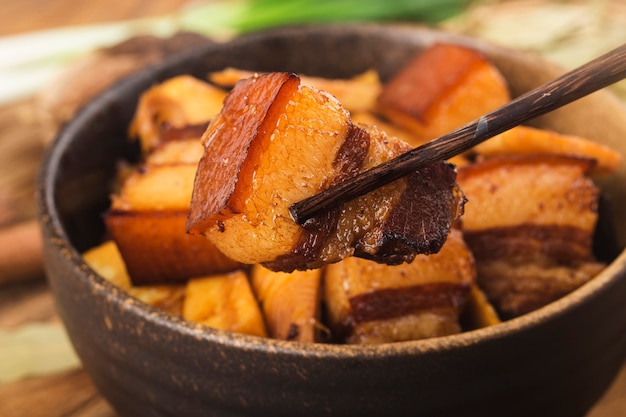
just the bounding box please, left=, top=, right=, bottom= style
left=37, top=23, right=626, bottom=358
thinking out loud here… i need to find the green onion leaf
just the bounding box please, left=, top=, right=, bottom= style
left=180, top=0, right=473, bottom=35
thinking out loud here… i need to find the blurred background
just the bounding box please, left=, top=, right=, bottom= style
left=0, top=1, right=624, bottom=416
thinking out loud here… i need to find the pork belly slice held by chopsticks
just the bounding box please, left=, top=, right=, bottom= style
left=186, top=72, right=466, bottom=272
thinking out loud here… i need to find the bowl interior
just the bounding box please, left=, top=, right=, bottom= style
left=40, top=23, right=626, bottom=349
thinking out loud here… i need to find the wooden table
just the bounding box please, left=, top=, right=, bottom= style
left=1, top=1, right=625, bottom=416
left=0, top=3, right=192, bottom=416
left=0, top=0, right=193, bottom=36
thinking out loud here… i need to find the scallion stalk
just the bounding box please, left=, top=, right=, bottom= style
left=180, top=0, right=472, bottom=34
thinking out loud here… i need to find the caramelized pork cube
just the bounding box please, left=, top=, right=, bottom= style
left=324, top=229, right=475, bottom=344
left=105, top=163, right=241, bottom=285
left=187, top=72, right=465, bottom=272
left=377, top=43, right=510, bottom=143
left=105, top=213, right=241, bottom=285
left=457, top=155, right=606, bottom=318
left=251, top=265, right=323, bottom=343
left=458, top=155, right=599, bottom=251
left=470, top=260, right=605, bottom=319
left=183, top=271, right=268, bottom=337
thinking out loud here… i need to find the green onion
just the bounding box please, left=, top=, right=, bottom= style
left=180, top=0, right=472, bottom=34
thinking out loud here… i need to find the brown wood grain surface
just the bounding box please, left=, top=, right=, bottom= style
left=0, top=281, right=119, bottom=417
left=0, top=3, right=180, bottom=417
left=0, top=278, right=624, bottom=417
left=0, top=1, right=624, bottom=416
left=0, top=0, right=194, bottom=36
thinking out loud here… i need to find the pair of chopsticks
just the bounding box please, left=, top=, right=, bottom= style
left=290, top=43, right=626, bottom=224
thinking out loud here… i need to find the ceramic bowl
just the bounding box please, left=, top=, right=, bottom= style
left=37, top=24, right=626, bottom=417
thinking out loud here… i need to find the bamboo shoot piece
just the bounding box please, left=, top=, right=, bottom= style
left=209, top=68, right=382, bottom=114
left=251, top=265, right=323, bottom=342
left=472, top=125, right=622, bottom=175
left=183, top=271, right=268, bottom=337
left=146, top=138, right=205, bottom=165
left=83, top=241, right=185, bottom=315
left=463, top=285, right=501, bottom=329
left=129, top=75, right=227, bottom=152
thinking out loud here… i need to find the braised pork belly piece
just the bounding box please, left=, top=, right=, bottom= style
left=377, top=43, right=510, bottom=145
left=458, top=155, right=606, bottom=318
left=324, top=229, right=475, bottom=344
left=104, top=78, right=242, bottom=285
left=186, top=72, right=465, bottom=272
left=105, top=139, right=242, bottom=285
left=93, top=42, right=620, bottom=343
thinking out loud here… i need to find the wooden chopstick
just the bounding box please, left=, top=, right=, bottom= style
left=290, top=43, right=626, bottom=224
